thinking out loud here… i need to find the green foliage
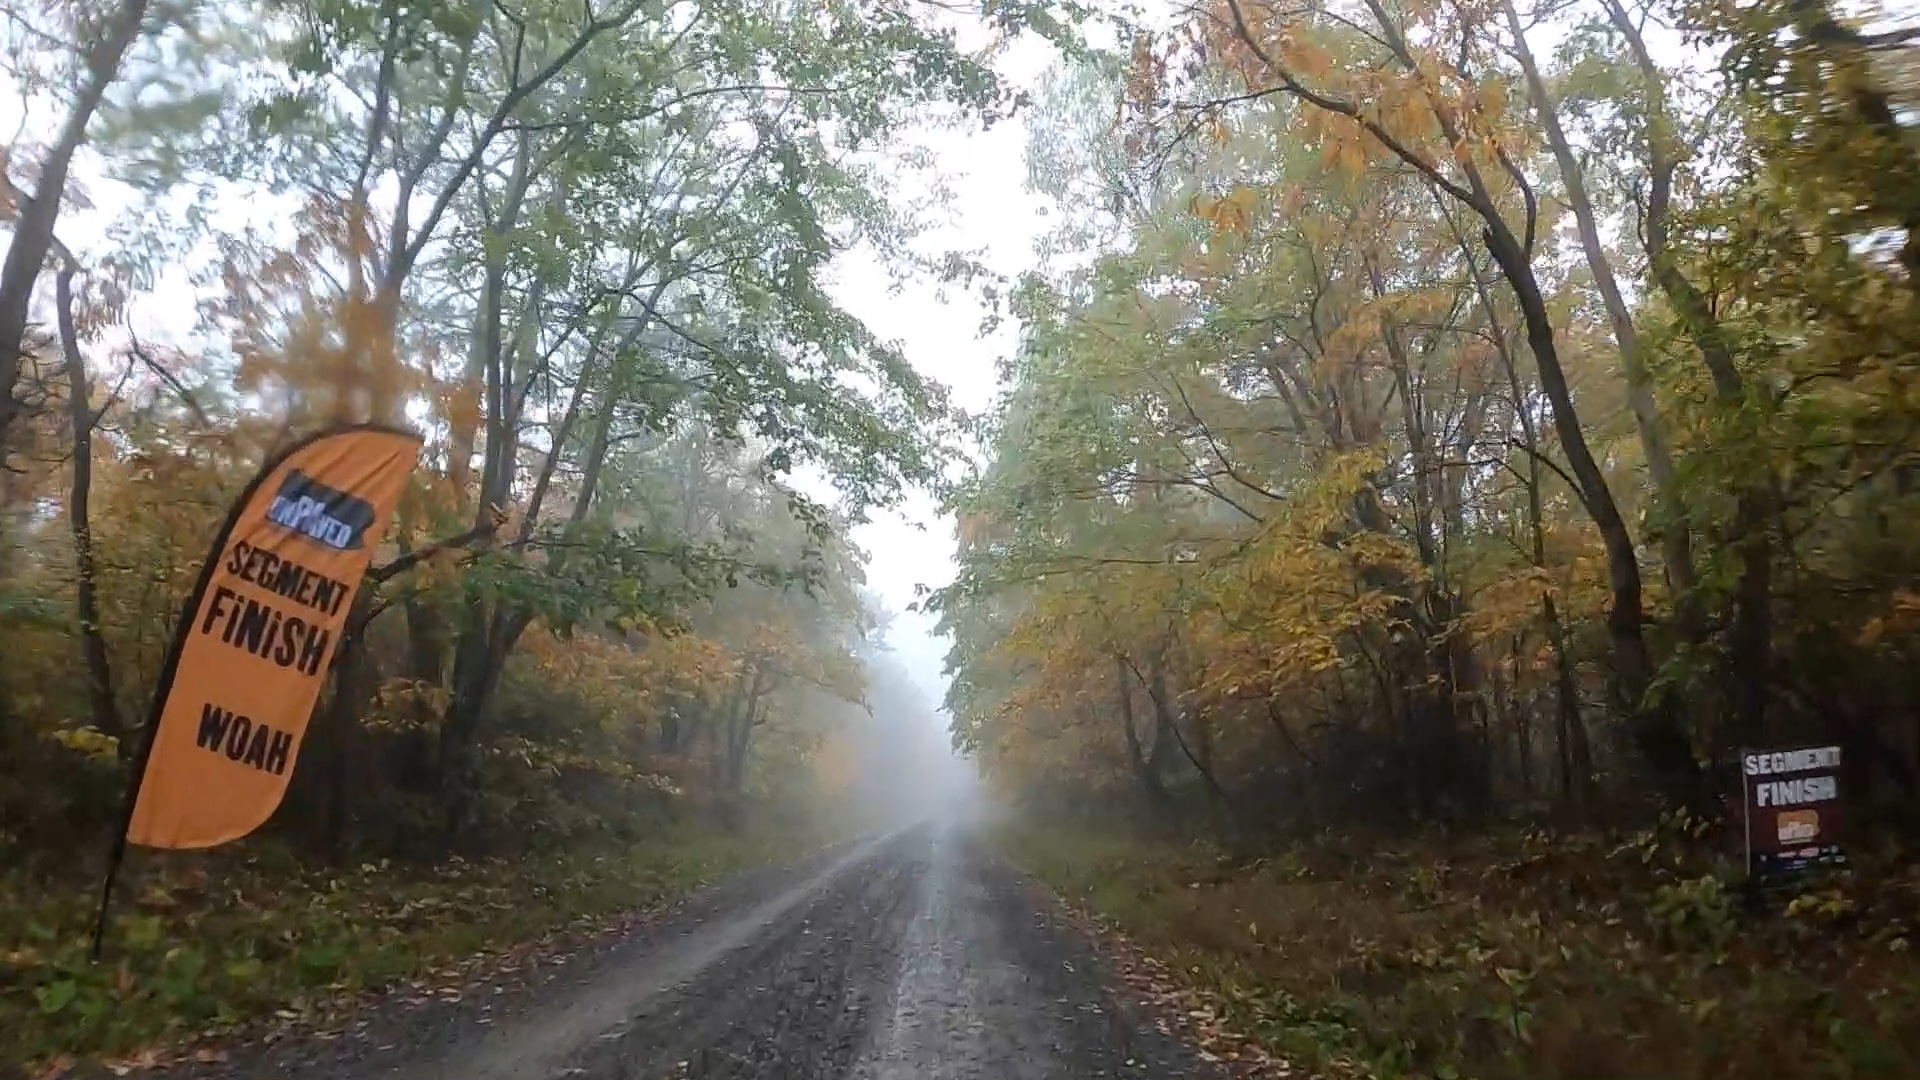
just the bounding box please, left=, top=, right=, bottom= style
left=1004, top=824, right=1920, bottom=1080
left=1650, top=875, right=1737, bottom=952
left=0, top=826, right=828, bottom=1070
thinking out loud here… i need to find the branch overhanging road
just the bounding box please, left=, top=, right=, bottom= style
left=158, top=822, right=1219, bottom=1080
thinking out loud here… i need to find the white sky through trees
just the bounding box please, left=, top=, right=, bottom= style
left=826, top=38, right=1054, bottom=722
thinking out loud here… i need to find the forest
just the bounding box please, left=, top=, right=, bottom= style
left=935, top=0, right=1920, bottom=1076
left=4, top=0, right=1920, bottom=1072
left=0, top=0, right=990, bottom=1066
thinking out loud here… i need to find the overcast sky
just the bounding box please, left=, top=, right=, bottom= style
left=824, top=33, right=1059, bottom=717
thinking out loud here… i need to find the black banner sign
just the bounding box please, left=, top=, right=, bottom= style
left=1741, top=744, right=1845, bottom=875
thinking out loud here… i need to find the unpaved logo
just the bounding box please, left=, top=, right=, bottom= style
left=264, top=469, right=375, bottom=550
left=1776, top=808, right=1821, bottom=844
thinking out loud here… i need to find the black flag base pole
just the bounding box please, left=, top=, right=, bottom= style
left=92, top=615, right=175, bottom=963
left=92, top=727, right=156, bottom=963
left=92, top=703, right=165, bottom=963
left=90, top=830, right=133, bottom=961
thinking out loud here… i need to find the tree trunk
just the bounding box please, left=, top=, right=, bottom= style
left=436, top=614, right=509, bottom=844
left=1603, top=0, right=1774, bottom=752
left=1727, top=500, right=1773, bottom=747
left=403, top=594, right=446, bottom=685
left=707, top=682, right=744, bottom=795
left=1479, top=222, right=1697, bottom=802
left=57, top=266, right=121, bottom=745
left=1141, top=652, right=1237, bottom=833
left=1461, top=226, right=1596, bottom=809
left=715, top=664, right=766, bottom=831
left=1543, top=594, right=1596, bottom=806
left=726, top=669, right=767, bottom=796
left=319, top=601, right=379, bottom=860
left=1502, top=641, right=1534, bottom=796
left=1114, top=654, right=1170, bottom=814
left=0, top=0, right=149, bottom=445
left=658, top=701, right=684, bottom=754
left=1504, top=0, right=1696, bottom=610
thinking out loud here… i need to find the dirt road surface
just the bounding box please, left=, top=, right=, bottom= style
left=161, top=821, right=1216, bottom=1080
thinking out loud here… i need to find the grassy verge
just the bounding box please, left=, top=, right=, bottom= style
left=1000, top=820, right=1920, bottom=1080
left=2, top=822, right=828, bottom=1075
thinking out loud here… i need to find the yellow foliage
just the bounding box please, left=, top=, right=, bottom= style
left=367, top=678, right=449, bottom=731
left=1475, top=78, right=1509, bottom=127
left=218, top=198, right=423, bottom=431
left=1190, top=186, right=1261, bottom=239
left=1277, top=31, right=1332, bottom=81
left=47, top=727, right=120, bottom=762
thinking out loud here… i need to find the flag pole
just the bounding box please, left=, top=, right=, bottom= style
left=90, top=558, right=205, bottom=962
left=90, top=805, right=137, bottom=961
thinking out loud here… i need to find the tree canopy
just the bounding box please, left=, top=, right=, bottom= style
left=0, top=0, right=1011, bottom=854
left=937, top=0, right=1920, bottom=830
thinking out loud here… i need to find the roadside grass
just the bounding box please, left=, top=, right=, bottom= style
left=1001, top=820, right=1920, bottom=1080
left=1, top=822, right=826, bottom=1075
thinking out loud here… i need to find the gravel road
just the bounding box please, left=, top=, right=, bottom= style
left=163, top=821, right=1214, bottom=1080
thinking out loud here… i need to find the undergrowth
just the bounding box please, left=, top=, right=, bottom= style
left=1, top=823, right=825, bottom=1075
left=1001, top=819, right=1920, bottom=1080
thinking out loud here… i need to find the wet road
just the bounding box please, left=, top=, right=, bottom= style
left=167, top=822, right=1213, bottom=1080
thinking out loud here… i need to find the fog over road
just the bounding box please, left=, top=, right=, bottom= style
left=163, top=823, right=1214, bottom=1080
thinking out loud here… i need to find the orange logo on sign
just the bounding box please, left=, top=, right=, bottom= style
left=1777, top=809, right=1821, bottom=845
